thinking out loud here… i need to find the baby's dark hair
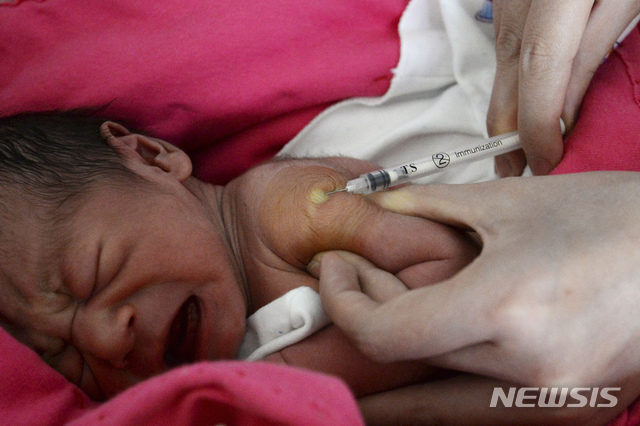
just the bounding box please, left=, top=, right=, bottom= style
left=0, top=111, right=145, bottom=212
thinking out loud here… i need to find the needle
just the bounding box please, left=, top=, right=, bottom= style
left=325, top=188, right=347, bottom=196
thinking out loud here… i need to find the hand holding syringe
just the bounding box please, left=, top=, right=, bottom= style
left=327, top=131, right=520, bottom=195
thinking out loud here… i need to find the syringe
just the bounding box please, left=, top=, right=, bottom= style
left=327, top=131, right=520, bottom=195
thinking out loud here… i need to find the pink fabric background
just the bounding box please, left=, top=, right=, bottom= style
left=0, top=0, right=406, bottom=184
left=2, top=0, right=640, bottom=424
left=552, top=26, right=640, bottom=175
left=0, top=327, right=363, bottom=425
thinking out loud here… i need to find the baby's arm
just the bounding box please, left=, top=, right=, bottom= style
left=230, top=157, right=478, bottom=396
left=230, top=157, right=630, bottom=424
left=251, top=157, right=479, bottom=289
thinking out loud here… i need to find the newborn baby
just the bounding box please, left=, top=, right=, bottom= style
left=0, top=113, right=478, bottom=401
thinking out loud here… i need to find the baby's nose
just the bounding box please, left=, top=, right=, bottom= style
left=72, top=303, right=136, bottom=369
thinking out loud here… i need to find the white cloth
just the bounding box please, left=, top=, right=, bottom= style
left=237, top=287, right=330, bottom=361
left=278, top=0, right=527, bottom=183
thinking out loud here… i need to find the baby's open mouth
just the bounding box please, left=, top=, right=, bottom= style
left=164, top=295, right=201, bottom=367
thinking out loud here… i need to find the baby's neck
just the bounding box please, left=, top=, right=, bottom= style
left=183, top=176, right=252, bottom=312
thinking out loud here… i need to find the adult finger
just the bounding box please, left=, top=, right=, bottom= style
left=490, top=0, right=531, bottom=177
left=517, top=0, right=593, bottom=175
left=312, top=251, right=408, bottom=302
left=311, top=251, right=380, bottom=321
left=563, top=1, right=640, bottom=127
left=369, top=181, right=512, bottom=238
left=489, top=0, right=532, bottom=133
left=318, top=250, right=494, bottom=363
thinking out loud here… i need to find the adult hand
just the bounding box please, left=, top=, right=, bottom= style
left=315, top=172, right=640, bottom=390
left=489, top=1, right=640, bottom=176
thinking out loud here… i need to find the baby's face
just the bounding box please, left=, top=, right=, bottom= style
left=0, top=182, right=247, bottom=401
left=0, top=150, right=479, bottom=402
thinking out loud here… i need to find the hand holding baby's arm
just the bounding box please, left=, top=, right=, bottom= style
left=232, top=160, right=640, bottom=423
left=316, top=172, right=640, bottom=423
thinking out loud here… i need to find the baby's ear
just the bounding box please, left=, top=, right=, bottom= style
left=100, top=121, right=192, bottom=182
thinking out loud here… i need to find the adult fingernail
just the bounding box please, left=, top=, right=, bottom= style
left=369, top=189, right=412, bottom=212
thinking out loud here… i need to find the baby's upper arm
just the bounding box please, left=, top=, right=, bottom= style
left=252, top=157, right=480, bottom=288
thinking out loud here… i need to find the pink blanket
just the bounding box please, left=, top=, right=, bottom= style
left=0, top=327, right=362, bottom=425
left=0, top=0, right=405, bottom=184
left=2, top=0, right=640, bottom=424
left=552, top=26, right=640, bottom=176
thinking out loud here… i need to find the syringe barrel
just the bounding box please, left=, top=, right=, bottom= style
left=363, top=170, right=391, bottom=192
left=345, top=170, right=391, bottom=194
left=345, top=131, right=521, bottom=194
left=383, top=131, right=521, bottom=185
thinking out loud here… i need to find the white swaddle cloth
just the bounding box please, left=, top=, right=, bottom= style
left=237, top=287, right=330, bottom=361
left=279, top=0, right=517, bottom=183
